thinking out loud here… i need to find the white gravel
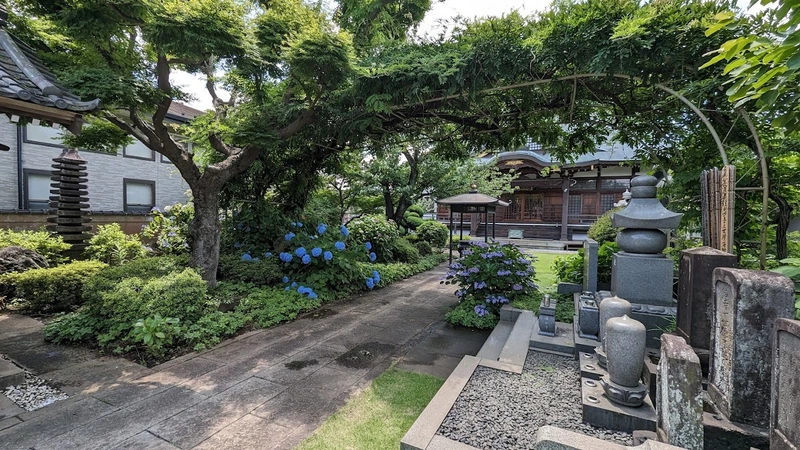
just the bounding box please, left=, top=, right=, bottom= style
left=2, top=356, right=68, bottom=411
left=437, top=350, right=632, bottom=448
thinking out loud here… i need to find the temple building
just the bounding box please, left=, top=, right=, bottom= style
left=437, top=140, right=641, bottom=242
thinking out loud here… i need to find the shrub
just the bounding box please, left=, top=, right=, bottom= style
left=217, top=255, right=282, bottom=285
left=553, top=242, right=618, bottom=285
left=448, top=235, right=470, bottom=250
left=445, top=297, right=499, bottom=329
left=416, top=220, right=449, bottom=247
left=235, top=287, right=320, bottom=328
left=442, top=242, right=537, bottom=327
left=221, top=201, right=291, bottom=256
left=403, top=205, right=425, bottom=229
left=389, top=238, right=421, bottom=264
left=415, top=241, right=433, bottom=256
left=182, top=311, right=251, bottom=351
left=130, top=314, right=181, bottom=358
left=142, top=202, right=193, bottom=255
left=587, top=207, right=623, bottom=245
left=0, top=229, right=70, bottom=265
left=772, top=257, right=800, bottom=319
left=347, top=215, right=400, bottom=263
left=0, top=260, right=107, bottom=313
left=85, top=223, right=147, bottom=265
left=83, top=256, right=189, bottom=303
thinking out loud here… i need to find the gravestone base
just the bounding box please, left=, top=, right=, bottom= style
left=581, top=376, right=657, bottom=433
left=703, top=411, right=769, bottom=450
left=557, top=282, right=583, bottom=295
left=630, top=304, right=677, bottom=350
left=611, top=252, right=674, bottom=306
left=530, top=321, right=574, bottom=357
left=572, top=317, right=600, bottom=357
left=578, top=352, right=604, bottom=380
left=642, top=350, right=659, bottom=406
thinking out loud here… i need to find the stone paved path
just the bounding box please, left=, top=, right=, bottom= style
left=0, top=265, right=489, bottom=450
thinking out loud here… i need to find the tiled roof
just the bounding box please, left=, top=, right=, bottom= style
left=167, top=102, right=205, bottom=122
left=484, top=141, right=638, bottom=169
left=0, top=12, right=99, bottom=113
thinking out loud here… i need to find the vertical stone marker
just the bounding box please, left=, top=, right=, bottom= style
left=657, top=334, right=703, bottom=450
left=583, top=239, right=599, bottom=293
left=772, top=319, right=800, bottom=450
left=709, top=268, right=795, bottom=428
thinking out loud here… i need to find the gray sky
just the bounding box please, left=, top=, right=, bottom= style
left=173, top=0, right=759, bottom=111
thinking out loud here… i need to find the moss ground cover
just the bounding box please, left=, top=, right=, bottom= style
left=297, top=369, right=444, bottom=450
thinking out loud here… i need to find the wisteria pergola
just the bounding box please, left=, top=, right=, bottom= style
left=437, top=189, right=509, bottom=264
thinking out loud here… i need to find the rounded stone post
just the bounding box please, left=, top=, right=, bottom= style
left=595, top=295, right=631, bottom=368
left=600, top=315, right=648, bottom=407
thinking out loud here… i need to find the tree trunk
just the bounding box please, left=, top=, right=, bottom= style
left=771, top=191, right=793, bottom=261
left=190, top=187, right=221, bottom=286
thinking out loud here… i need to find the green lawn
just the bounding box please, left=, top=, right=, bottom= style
left=528, top=251, right=567, bottom=289
left=296, top=369, right=444, bottom=450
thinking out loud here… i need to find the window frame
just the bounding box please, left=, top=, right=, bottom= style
left=123, top=178, right=156, bottom=213
left=23, top=169, right=53, bottom=211
left=23, top=124, right=65, bottom=149
left=122, top=140, right=156, bottom=161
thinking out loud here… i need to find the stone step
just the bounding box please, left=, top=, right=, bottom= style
left=475, top=320, right=513, bottom=360
left=0, top=359, right=24, bottom=390
left=498, top=311, right=535, bottom=366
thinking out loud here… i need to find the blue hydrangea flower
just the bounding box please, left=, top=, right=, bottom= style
left=302, top=254, right=311, bottom=264
left=513, top=284, right=523, bottom=291
left=474, top=281, right=487, bottom=289
left=241, top=253, right=252, bottom=261
left=234, top=241, right=242, bottom=248
left=295, top=247, right=307, bottom=257
left=265, top=252, right=273, bottom=257
left=282, top=276, right=289, bottom=284
left=279, top=252, right=292, bottom=262
left=291, top=282, right=298, bottom=288
left=369, top=252, right=377, bottom=262
left=468, top=267, right=480, bottom=274
left=308, top=292, right=318, bottom=300
left=365, top=242, right=372, bottom=251
left=317, top=224, right=328, bottom=235
left=366, top=278, right=375, bottom=290
left=335, top=241, right=345, bottom=251
left=298, top=286, right=309, bottom=294
left=253, top=257, right=260, bottom=262
left=340, top=225, right=349, bottom=237
left=372, top=270, right=380, bottom=282
left=297, top=222, right=303, bottom=227
left=285, top=286, right=291, bottom=291
left=284, top=232, right=296, bottom=241
left=312, top=247, right=322, bottom=257
left=323, top=251, right=333, bottom=261
left=290, top=222, right=297, bottom=227
left=497, top=270, right=511, bottom=276
left=474, top=304, right=488, bottom=317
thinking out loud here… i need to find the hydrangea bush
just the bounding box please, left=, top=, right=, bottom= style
left=347, top=215, right=400, bottom=263
left=142, top=203, right=193, bottom=255
left=442, top=241, right=537, bottom=328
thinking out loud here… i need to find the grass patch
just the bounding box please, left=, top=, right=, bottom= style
left=512, top=290, right=574, bottom=324
left=297, top=369, right=444, bottom=450
left=528, top=251, right=567, bottom=290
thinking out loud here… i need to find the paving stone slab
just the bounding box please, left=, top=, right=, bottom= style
left=0, top=359, right=24, bottom=390
left=0, top=314, right=44, bottom=338
left=39, top=357, right=152, bottom=395
left=36, top=386, right=206, bottom=450
left=0, top=329, right=98, bottom=374
left=0, top=416, right=21, bottom=432
left=182, top=355, right=286, bottom=397
left=110, top=431, right=179, bottom=450
left=0, top=396, right=118, bottom=450
left=397, top=352, right=465, bottom=379
left=0, top=390, right=24, bottom=419
left=149, top=377, right=285, bottom=449
left=201, top=334, right=288, bottom=364
left=253, top=344, right=339, bottom=385
left=322, top=323, right=386, bottom=350
left=499, top=311, right=536, bottom=365
left=530, top=320, right=575, bottom=356
left=193, top=413, right=290, bottom=450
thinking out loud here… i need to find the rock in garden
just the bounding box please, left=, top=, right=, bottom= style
left=0, top=246, right=49, bottom=275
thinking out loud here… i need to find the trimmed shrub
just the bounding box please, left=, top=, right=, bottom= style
left=0, top=260, right=107, bottom=312
left=218, top=255, right=282, bottom=285
left=417, top=220, right=449, bottom=247
left=403, top=205, right=425, bottom=229
left=0, top=229, right=70, bottom=265
left=347, top=215, right=400, bottom=262
left=389, top=238, right=421, bottom=264
left=85, top=223, right=147, bottom=265
left=415, top=241, right=433, bottom=256
left=587, top=207, right=623, bottom=245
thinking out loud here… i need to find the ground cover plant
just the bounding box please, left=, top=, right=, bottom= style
left=0, top=229, right=70, bottom=265
left=297, top=368, right=444, bottom=450
left=442, top=241, right=537, bottom=329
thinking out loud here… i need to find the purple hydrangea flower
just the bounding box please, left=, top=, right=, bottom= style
left=474, top=304, right=488, bottom=317
left=497, top=270, right=511, bottom=276
left=513, top=284, right=523, bottom=291
left=474, top=281, right=486, bottom=289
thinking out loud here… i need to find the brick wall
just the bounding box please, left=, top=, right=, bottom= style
left=0, top=211, right=150, bottom=235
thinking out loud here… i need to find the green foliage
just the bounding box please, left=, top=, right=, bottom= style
left=141, top=203, right=193, bottom=255
left=512, top=291, right=574, bottom=324
left=772, top=257, right=800, bottom=319
left=221, top=201, right=291, bottom=257
left=44, top=311, right=101, bottom=344
left=217, top=255, right=283, bottom=285
left=445, top=296, right=499, bottom=329
left=403, top=204, right=425, bottom=230
left=0, top=260, right=107, bottom=313
left=85, top=223, right=147, bottom=265
left=182, top=311, right=250, bottom=351
left=388, top=238, right=420, bottom=264
left=414, top=240, right=433, bottom=256
left=363, top=253, right=448, bottom=287
left=61, top=118, right=132, bottom=154
left=130, top=314, right=181, bottom=358
left=587, top=207, right=623, bottom=245
left=348, top=215, right=400, bottom=262
left=0, top=229, right=70, bottom=265
left=553, top=242, right=619, bottom=285
left=235, top=287, right=320, bottom=328
left=416, top=220, right=449, bottom=247
left=442, top=242, right=537, bottom=326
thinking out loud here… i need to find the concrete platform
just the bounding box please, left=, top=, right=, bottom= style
left=530, top=320, right=574, bottom=357
left=573, top=317, right=600, bottom=357
left=581, top=377, right=657, bottom=433
left=578, top=352, right=604, bottom=380
left=0, top=359, right=24, bottom=390
left=498, top=311, right=535, bottom=367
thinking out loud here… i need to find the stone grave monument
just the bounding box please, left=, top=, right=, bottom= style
left=610, top=175, right=681, bottom=348
left=583, top=239, right=599, bottom=293
left=677, top=246, right=736, bottom=374
left=656, top=334, right=703, bottom=450
left=538, top=294, right=557, bottom=337
left=600, top=315, right=648, bottom=407
left=771, top=318, right=800, bottom=450
left=595, top=295, right=631, bottom=369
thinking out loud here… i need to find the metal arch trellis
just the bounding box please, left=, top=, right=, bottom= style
left=393, top=72, right=770, bottom=266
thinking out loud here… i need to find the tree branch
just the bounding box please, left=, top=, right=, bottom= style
left=278, top=108, right=316, bottom=140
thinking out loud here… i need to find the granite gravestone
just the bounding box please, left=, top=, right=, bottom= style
left=596, top=295, right=631, bottom=369
left=771, top=319, right=800, bottom=450
left=709, top=268, right=795, bottom=428
left=657, top=334, right=703, bottom=450
left=600, top=315, right=647, bottom=407
left=583, top=239, right=599, bottom=293
left=538, top=294, right=557, bottom=337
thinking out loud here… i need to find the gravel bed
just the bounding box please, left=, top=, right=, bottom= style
left=2, top=355, right=68, bottom=411
left=437, top=350, right=632, bottom=448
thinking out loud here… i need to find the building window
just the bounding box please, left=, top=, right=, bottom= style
left=601, top=179, right=631, bottom=190
left=568, top=195, right=582, bottom=218
left=123, top=179, right=155, bottom=212
left=601, top=194, right=617, bottom=213
left=123, top=139, right=155, bottom=161
left=24, top=124, right=64, bottom=148
left=24, top=170, right=52, bottom=210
